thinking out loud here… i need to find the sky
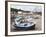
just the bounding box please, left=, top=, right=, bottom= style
left=11, top=5, right=42, bottom=12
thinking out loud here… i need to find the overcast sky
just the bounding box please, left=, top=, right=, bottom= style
left=11, top=5, right=42, bottom=12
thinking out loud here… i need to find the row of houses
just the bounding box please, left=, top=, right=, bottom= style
left=11, top=8, right=42, bottom=16
left=11, top=8, right=33, bottom=14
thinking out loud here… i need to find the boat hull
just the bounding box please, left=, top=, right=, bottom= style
left=16, top=24, right=35, bottom=31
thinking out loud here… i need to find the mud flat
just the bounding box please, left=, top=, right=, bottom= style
left=11, top=14, right=42, bottom=32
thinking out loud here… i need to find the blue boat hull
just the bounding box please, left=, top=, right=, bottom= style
left=16, top=24, right=35, bottom=30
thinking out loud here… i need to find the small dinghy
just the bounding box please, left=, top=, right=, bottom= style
left=14, top=16, right=35, bottom=30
